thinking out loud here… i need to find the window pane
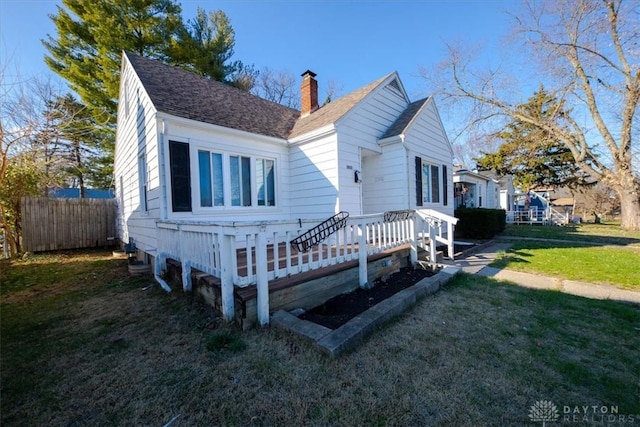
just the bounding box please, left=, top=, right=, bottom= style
left=442, top=165, right=448, bottom=206
left=241, top=156, right=251, bottom=206
left=431, top=165, right=440, bottom=203
left=230, top=156, right=240, bottom=206
left=415, top=157, right=423, bottom=206
left=257, top=159, right=276, bottom=207
left=266, top=159, right=275, bottom=206
left=198, top=150, right=212, bottom=207
left=212, top=153, right=224, bottom=206
left=138, top=153, right=148, bottom=212
left=422, top=163, right=431, bottom=204
left=257, top=159, right=265, bottom=206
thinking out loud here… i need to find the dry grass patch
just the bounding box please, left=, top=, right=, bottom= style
left=2, top=251, right=639, bottom=426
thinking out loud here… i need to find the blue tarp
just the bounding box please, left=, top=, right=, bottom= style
left=48, top=188, right=115, bottom=199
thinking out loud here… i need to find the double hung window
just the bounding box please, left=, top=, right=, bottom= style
left=415, top=157, right=443, bottom=206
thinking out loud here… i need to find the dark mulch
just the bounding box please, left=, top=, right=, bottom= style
left=299, top=267, right=437, bottom=330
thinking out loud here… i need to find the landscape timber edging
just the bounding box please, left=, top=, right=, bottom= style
left=271, top=264, right=461, bottom=357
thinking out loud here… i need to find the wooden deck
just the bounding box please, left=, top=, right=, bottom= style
left=167, top=243, right=420, bottom=329
left=234, top=241, right=360, bottom=277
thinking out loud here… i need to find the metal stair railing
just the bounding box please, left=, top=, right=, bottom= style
left=290, top=211, right=350, bottom=252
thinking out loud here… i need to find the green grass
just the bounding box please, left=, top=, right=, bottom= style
left=491, top=241, right=640, bottom=290
left=495, top=222, right=640, bottom=290
left=2, top=250, right=639, bottom=426
left=500, top=222, right=640, bottom=245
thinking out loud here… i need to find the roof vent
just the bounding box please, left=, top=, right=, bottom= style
left=387, top=78, right=402, bottom=95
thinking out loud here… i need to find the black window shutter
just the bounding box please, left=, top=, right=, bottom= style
left=169, top=141, right=192, bottom=212
left=442, top=165, right=448, bottom=206
left=415, top=157, right=423, bottom=206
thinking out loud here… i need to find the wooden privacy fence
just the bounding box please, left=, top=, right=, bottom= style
left=21, top=197, right=117, bottom=252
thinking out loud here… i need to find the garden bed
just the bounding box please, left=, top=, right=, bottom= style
left=299, top=266, right=437, bottom=329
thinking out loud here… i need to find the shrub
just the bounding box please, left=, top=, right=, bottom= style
left=455, top=208, right=506, bottom=239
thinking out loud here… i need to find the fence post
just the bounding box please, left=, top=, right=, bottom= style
left=220, top=232, right=235, bottom=322
left=358, top=218, right=369, bottom=288
left=256, top=231, right=269, bottom=326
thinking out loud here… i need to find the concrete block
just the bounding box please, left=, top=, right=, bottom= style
left=271, top=310, right=332, bottom=342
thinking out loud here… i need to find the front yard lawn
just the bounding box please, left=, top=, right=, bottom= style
left=491, top=241, right=640, bottom=290
left=2, top=250, right=639, bottom=426
left=500, top=222, right=640, bottom=245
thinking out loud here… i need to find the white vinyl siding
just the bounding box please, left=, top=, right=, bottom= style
left=361, top=143, right=408, bottom=214
left=289, top=133, right=338, bottom=218
left=336, top=79, right=408, bottom=215
left=113, top=58, right=160, bottom=251
left=404, top=99, right=454, bottom=217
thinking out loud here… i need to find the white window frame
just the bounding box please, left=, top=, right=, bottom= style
left=419, top=159, right=441, bottom=205
left=192, top=147, right=278, bottom=211
left=137, top=150, right=148, bottom=213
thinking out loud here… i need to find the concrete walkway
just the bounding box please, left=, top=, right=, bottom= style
left=451, top=241, right=640, bottom=305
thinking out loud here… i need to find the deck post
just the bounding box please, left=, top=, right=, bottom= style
left=181, top=260, right=192, bottom=291
left=409, top=216, right=418, bottom=265
left=358, top=218, right=369, bottom=288
left=220, top=233, right=235, bottom=321
left=447, top=221, right=455, bottom=260
left=429, top=223, right=437, bottom=263
left=256, top=231, right=269, bottom=326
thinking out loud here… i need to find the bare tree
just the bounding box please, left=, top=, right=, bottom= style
left=252, top=67, right=299, bottom=109
left=1, top=60, right=66, bottom=255
left=423, top=0, right=639, bottom=230
left=252, top=68, right=344, bottom=110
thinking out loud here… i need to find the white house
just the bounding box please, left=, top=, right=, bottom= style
left=453, top=168, right=515, bottom=210
left=114, top=52, right=457, bottom=323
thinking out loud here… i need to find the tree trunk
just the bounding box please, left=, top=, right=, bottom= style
left=617, top=187, right=640, bottom=231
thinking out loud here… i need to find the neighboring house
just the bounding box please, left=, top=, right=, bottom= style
left=114, top=52, right=458, bottom=324
left=453, top=168, right=515, bottom=210
left=115, top=52, right=454, bottom=254
left=453, top=168, right=498, bottom=209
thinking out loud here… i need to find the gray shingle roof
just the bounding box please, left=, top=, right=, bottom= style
left=125, top=52, right=398, bottom=141
left=289, top=74, right=391, bottom=138
left=381, top=97, right=430, bottom=139
left=125, top=52, right=300, bottom=139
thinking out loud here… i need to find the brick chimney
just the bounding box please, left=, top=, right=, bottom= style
left=300, top=70, right=318, bottom=117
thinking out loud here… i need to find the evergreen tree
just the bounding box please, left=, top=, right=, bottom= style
left=475, top=88, right=593, bottom=190
left=42, top=0, right=184, bottom=127
left=43, top=94, right=112, bottom=194
left=170, top=7, right=257, bottom=89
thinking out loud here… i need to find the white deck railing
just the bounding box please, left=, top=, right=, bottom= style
left=156, top=209, right=457, bottom=325
left=505, top=207, right=569, bottom=225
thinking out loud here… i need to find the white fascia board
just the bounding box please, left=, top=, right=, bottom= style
left=287, top=123, right=336, bottom=145
left=378, top=134, right=405, bottom=147
left=156, top=112, right=289, bottom=147
left=453, top=170, right=492, bottom=183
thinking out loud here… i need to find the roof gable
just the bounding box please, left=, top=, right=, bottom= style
left=289, top=73, right=395, bottom=139
left=381, top=97, right=430, bottom=139
left=124, top=52, right=300, bottom=139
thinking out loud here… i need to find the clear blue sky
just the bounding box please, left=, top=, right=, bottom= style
left=1, top=0, right=517, bottom=101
